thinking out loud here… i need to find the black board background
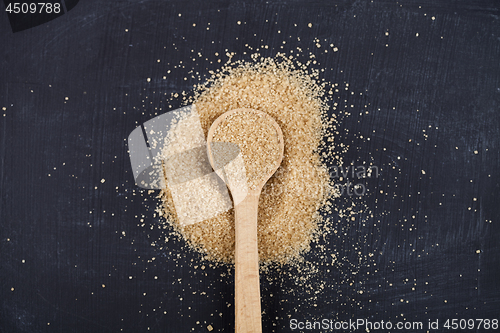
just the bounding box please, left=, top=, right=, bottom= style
left=1, top=1, right=499, bottom=332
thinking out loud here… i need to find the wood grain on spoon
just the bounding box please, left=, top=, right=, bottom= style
left=206, top=108, right=284, bottom=333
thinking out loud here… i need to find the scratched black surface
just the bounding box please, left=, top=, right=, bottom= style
left=1, top=1, right=499, bottom=332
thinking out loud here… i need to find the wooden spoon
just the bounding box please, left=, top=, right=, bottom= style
left=206, top=108, right=284, bottom=333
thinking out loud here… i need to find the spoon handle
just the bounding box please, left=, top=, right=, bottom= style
left=234, top=192, right=262, bottom=333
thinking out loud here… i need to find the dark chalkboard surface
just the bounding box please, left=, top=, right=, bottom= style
left=1, top=1, right=499, bottom=332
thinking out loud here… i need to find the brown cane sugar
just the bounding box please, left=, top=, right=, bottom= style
left=158, top=54, right=337, bottom=264
left=210, top=109, right=282, bottom=191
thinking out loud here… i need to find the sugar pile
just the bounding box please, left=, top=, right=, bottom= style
left=158, top=54, right=340, bottom=264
